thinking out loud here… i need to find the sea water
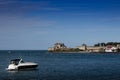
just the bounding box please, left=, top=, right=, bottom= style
left=0, top=50, right=120, bottom=80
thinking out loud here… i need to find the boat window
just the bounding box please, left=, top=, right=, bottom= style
left=10, top=61, right=15, bottom=64
left=10, top=60, right=19, bottom=65
left=14, top=61, right=19, bottom=65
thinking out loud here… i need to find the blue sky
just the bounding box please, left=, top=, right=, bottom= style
left=0, top=0, right=120, bottom=50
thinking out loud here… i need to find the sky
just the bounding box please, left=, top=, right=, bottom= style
left=0, top=0, right=120, bottom=50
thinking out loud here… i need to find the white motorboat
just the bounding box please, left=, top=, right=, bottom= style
left=6, top=58, right=38, bottom=70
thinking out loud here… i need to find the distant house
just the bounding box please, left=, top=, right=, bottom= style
left=87, top=46, right=105, bottom=52
left=105, top=45, right=117, bottom=52
left=76, top=44, right=105, bottom=52
left=54, top=43, right=67, bottom=50
left=76, top=44, right=87, bottom=51
left=48, top=43, right=67, bottom=52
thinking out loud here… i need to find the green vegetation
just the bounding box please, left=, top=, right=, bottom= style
left=94, top=42, right=120, bottom=47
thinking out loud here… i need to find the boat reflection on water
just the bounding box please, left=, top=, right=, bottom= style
left=5, top=69, right=40, bottom=80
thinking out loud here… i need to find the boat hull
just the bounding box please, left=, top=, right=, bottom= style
left=18, top=65, right=38, bottom=70
left=6, top=59, right=38, bottom=71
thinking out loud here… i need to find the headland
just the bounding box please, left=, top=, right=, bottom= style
left=48, top=42, right=120, bottom=53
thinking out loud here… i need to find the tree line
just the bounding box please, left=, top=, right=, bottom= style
left=94, top=42, right=120, bottom=47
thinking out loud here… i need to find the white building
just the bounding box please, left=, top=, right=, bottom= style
left=105, top=46, right=117, bottom=52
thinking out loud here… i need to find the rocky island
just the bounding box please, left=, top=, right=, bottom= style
left=48, top=42, right=120, bottom=53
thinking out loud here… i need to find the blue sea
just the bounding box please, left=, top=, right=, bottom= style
left=0, top=50, right=120, bottom=80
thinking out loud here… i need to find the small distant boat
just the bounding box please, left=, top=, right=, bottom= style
left=6, top=58, right=38, bottom=71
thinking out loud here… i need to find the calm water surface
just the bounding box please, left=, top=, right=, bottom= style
left=0, top=50, right=120, bottom=80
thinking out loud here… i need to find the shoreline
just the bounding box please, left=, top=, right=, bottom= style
left=48, top=51, right=120, bottom=54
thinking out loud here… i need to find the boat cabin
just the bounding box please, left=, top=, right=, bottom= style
left=10, top=59, right=24, bottom=65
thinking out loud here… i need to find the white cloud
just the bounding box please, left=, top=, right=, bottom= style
left=0, top=15, right=55, bottom=27
left=0, top=14, right=56, bottom=49
left=0, top=0, right=61, bottom=14
left=0, top=15, right=56, bottom=39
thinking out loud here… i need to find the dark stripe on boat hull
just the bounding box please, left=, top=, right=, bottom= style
left=18, top=65, right=38, bottom=70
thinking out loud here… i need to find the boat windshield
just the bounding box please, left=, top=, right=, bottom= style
left=20, top=60, right=24, bottom=63
left=10, top=59, right=21, bottom=65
